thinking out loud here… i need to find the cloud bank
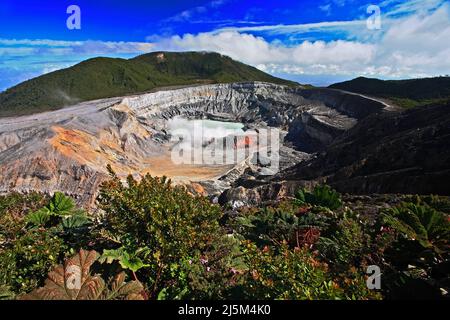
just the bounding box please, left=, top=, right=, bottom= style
left=152, top=3, right=450, bottom=79
left=0, top=1, right=449, bottom=90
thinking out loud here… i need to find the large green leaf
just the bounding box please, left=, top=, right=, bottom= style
left=294, top=185, right=342, bottom=210
left=25, top=207, right=51, bottom=227
left=99, top=248, right=150, bottom=273
left=48, top=192, right=75, bottom=215
left=383, top=203, right=450, bottom=252
left=60, top=214, right=91, bottom=230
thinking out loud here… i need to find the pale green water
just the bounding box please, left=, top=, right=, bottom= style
left=198, top=119, right=244, bottom=130
left=168, top=116, right=245, bottom=140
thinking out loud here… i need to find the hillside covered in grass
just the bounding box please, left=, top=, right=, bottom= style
left=0, top=51, right=296, bottom=117
left=329, top=76, right=450, bottom=108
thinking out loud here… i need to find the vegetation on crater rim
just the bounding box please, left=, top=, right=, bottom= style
left=0, top=172, right=448, bottom=300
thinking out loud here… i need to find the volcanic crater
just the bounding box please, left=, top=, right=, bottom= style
left=0, top=82, right=390, bottom=207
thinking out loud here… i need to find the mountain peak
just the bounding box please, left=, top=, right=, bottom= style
left=0, top=51, right=297, bottom=118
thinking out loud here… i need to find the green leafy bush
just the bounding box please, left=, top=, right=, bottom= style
left=410, top=195, right=450, bottom=214
left=317, top=218, right=369, bottom=270
left=1, top=184, right=447, bottom=300
left=0, top=192, right=96, bottom=297
left=235, top=202, right=329, bottom=248
left=184, top=235, right=244, bottom=300
left=0, top=228, right=68, bottom=294
left=97, top=168, right=224, bottom=298
left=0, top=192, right=48, bottom=218
left=240, top=242, right=378, bottom=300
left=375, top=201, right=450, bottom=299
left=0, top=192, right=49, bottom=243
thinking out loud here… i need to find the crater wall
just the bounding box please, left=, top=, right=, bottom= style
left=0, top=82, right=388, bottom=207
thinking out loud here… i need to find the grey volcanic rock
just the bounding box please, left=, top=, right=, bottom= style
left=0, top=82, right=390, bottom=207
left=220, top=101, right=450, bottom=207
left=281, top=102, right=450, bottom=195
left=286, top=106, right=357, bottom=152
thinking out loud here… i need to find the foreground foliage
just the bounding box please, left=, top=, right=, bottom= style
left=97, top=167, right=224, bottom=298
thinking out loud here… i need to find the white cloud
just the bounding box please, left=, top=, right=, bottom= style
left=0, top=39, right=154, bottom=55
left=1, top=1, right=449, bottom=89
left=0, top=39, right=83, bottom=47
left=0, top=39, right=155, bottom=91
left=151, top=3, right=450, bottom=79
left=165, top=0, right=231, bottom=22
left=380, top=0, right=447, bottom=17
left=319, top=4, right=332, bottom=15
left=214, top=20, right=366, bottom=36
left=154, top=31, right=375, bottom=76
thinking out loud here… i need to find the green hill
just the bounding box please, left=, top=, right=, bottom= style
left=329, top=76, right=450, bottom=108
left=0, top=51, right=297, bottom=117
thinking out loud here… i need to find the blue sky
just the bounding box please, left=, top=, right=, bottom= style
left=0, top=0, right=449, bottom=90
left=0, top=0, right=376, bottom=41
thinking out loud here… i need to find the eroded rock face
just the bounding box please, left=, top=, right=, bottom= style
left=281, top=102, right=450, bottom=195
left=0, top=82, right=388, bottom=207
left=220, top=102, right=450, bottom=206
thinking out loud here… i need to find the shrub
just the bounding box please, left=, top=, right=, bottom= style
left=0, top=192, right=48, bottom=219
left=0, top=192, right=96, bottom=296
left=406, top=195, right=450, bottom=214
left=0, top=228, right=68, bottom=294
left=184, top=234, right=244, bottom=300
left=239, top=242, right=378, bottom=300
left=97, top=168, right=224, bottom=298
left=317, top=218, right=369, bottom=270
left=0, top=192, right=48, bottom=243
left=378, top=202, right=450, bottom=299
left=1, top=182, right=446, bottom=300
left=235, top=202, right=330, bottom=249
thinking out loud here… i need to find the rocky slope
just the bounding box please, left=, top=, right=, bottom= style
left=330, top=76, right=450, bottom=108
left=281, top=101, right=450, bottom=195
left=0, top=82, right=389, bottom=207
left=220, top=101, right=450, bottom=207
